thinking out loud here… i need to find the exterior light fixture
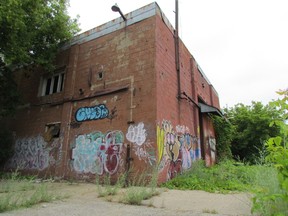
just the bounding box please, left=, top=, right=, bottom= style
left=111, top=4, right=127, bottom=21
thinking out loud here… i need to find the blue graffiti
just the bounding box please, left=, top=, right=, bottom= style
left=75, top=104, right=109, bottom=122
left=72, top=131, right=124, bottom=175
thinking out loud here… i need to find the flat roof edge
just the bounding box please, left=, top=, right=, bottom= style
left=62, top=2, right=158, bottom=49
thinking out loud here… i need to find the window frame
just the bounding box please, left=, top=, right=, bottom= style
left=39, top=68, right=65, bottom=97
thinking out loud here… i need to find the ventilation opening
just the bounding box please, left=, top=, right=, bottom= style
left=97, top=71, right=104, bottom=80
left=44, top=122, right=61, bottom=142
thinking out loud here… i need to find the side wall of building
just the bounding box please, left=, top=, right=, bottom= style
left=155, top=11, right=219, bottom=182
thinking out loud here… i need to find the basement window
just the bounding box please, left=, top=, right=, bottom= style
left=39, top=70, right=65, bottom=96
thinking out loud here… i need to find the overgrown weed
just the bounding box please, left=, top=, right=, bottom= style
left=95, top=173, right=126, bottom=198
left=0, top=170, right=64, bottom=213
left=162, top=160, right=277, bottom=194
left=95, top=169, right=161, bottom=206
left=121, top=169, right=160, bottom=205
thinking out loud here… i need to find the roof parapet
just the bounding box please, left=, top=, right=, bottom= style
left=62, top=2, right=159, bottom=50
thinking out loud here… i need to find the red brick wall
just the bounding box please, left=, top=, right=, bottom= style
left=155, top=15, right=203, bottom=182
left=4, top=8, right=220, bottom=182
left=64, top=17, right=158, bottom=179
left=201, top=115, right=217, bottom=166
left=155, top=13, right=220, bottom=182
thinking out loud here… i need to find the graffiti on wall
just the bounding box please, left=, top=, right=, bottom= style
left=7, top=135, right=62, bottom=170
left=126, top=122, right=147, bottom=146
left=206, top=136, right=216, bottom=166
left=75, top=104, right=109, bottom=122
left=72, top=131, right=124, bottom=175
left=126, top=122, right=156, bottom=166
left=157, top=120, right=201, bottom=180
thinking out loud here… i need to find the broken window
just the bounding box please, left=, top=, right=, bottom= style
left=44, top=123, right=60, bottom=142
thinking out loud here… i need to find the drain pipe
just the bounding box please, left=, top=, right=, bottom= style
left=175, top=0, right=181, bottom=99
left=125, top=143, right=133, bottom=187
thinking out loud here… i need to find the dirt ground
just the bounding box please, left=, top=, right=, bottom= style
left=2, top=182, right=253, bottom=216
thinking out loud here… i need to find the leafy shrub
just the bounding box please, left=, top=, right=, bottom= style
left=252, top=89, right=288, bottom=215
left=0, top=127, right=14, bottom=167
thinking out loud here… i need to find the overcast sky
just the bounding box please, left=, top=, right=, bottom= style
left=68, top=0, right=288, bottom=108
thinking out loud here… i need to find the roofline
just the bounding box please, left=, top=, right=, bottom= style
left=61, top=1, right=219, bottom=98
left=62, top=2, right=161, bottom=50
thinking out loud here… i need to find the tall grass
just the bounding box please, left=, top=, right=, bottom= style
left=121, top=169, right=160, bottom=205
left=95, top=174, right=126, bottom=198
left=162, top=159, right=287, bottom=215
left=95, top=169, right=161, bottom=205
left=0, top=171, right=63, bottom=213
left=162, top=160, right=279, bottom=194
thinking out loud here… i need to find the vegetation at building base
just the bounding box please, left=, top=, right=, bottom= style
left=211, top=115, right=233, bottom=160
left=163, top=89, right=288, bottom=215
left=95, top=169, right=161, bottom=206
left=0, top=171, right=65, bottom=213
left=162, top=160, right=276, bottom=193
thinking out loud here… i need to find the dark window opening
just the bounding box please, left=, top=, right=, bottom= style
left=60, top=73, right=64, bottom=91
left=41, top=72, right=65, bottom=96
left=45, top=78, right=52, bottom=95
left=53, top=75, right=59, bottom=93
left=97, top=71, right=103, bottom=80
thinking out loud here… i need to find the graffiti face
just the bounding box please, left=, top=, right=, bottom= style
left=157, top=120, right=201, bottom=180
left=165, top=132, right=180, bottom=162
left=75, top=104, right=109, bottom=122
left=72, top=131, right=124, bottom=175
left=7, top=135, right=62, bottom=170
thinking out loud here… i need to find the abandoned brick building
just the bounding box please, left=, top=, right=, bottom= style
left=3, top=2, right=222, bottom=183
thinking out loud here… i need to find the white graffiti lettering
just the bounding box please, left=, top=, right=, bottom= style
left=126, top=122, right=147, bottom=146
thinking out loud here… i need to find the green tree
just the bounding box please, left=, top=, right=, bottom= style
left=226, top=101, right=281, bottom=163
left=0, top=0, right=80, bottom=118
left=212, top=115, right=233, bottom=161
left=0, top=59, right=21, bottom=118
left=253, top=90, right=288, bottom=215
left=0, top=0, right=79, bottom=70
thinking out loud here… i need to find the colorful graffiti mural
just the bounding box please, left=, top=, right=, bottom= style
left=72, top=131, right=124, bottom=175
left=157, top=120, right=201, bottom=180
left=7, top=135, right=62, bottom=170
left=126, top=122, right=156, bottom=166
left=75, top=104, right=109, bottom=122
